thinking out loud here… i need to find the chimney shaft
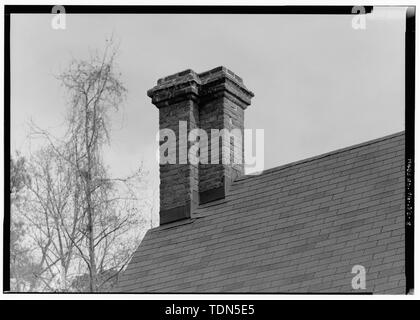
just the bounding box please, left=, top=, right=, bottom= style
left=148, top=67, right=254, bottom=225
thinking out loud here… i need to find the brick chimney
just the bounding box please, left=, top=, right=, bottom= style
left=148, top=67, right=254, bottom=225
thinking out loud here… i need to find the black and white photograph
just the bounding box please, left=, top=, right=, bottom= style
left=2, top=2, right=417, bottom=304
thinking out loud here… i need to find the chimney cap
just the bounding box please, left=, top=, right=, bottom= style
left=156, top=69, right=200, bottom=87
left=147, top=66, right=254, bottom=107
left=198, top=66, right=244, bottom=84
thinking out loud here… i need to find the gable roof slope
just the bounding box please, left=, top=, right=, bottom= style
left=117, top=131, right=406, bottom=294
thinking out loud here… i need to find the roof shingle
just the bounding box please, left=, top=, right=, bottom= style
left=117, top=131, right=405, bottom=293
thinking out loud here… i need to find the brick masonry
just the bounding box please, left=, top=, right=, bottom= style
left=117, top=132, right=406, bottom=293
left=148, top=67, right=254, bottom=224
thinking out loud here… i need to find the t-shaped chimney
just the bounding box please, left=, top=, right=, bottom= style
left=148, top=67, right=254, bottom=225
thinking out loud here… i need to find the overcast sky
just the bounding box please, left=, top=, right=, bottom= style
left=11, top=8, right=406, bottom=210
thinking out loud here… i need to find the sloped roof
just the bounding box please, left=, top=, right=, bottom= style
left=117, top=132, right=405, bottom=293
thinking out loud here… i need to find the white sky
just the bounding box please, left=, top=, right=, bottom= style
left=11, top=8, right=406, bottom=209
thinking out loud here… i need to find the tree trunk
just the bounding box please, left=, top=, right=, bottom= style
left=87, top=189, right=96, bottom=292
left=84, top=105, right=97, bottom=292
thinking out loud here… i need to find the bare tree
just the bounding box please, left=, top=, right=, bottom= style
left=23, top=146, right=81, bottom=290
left=19, top=38, right=146, bottom=292
left=10, top=154, right=35, bottom=291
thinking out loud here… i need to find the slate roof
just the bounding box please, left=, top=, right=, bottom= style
left=117, top=131, right=406, bottom=293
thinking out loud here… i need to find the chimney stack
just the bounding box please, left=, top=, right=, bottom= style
left=148, top=67, right=254, bottom=225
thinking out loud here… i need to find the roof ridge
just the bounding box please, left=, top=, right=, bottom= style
left=235, top=130, right=405, bottom=183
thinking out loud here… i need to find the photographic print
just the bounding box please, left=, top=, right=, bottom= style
left=4, top=5, right=415, bottom=297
